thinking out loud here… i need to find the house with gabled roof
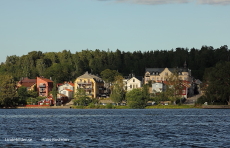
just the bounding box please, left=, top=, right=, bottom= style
left=57, top=81, right=74, bottom=99
left=123, top=73, right=143, bottom=91
left=144, top=62, right=192, bottom=85
left=74, top=71, right=105, bottom=98
left=37, top=77, right=53, bottom=97
left=17, top=77, right=37, bottom=91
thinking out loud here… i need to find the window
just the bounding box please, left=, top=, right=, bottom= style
left=182, top=90, right=186, bottom=94
left=133, top=79, right=135, bottom=82
left=130, top=85, right=132, bottom=88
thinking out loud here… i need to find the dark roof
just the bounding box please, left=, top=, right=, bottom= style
left=145, top=67, right=189, bottom=74
left=135, top=76, right=143, bottom=81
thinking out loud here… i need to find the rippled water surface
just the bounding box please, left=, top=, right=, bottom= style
left=1, top=109, right=230, bottom=148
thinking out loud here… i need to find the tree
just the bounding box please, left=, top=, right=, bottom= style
left=165, top=71, right=184, bottom=104
left=74, top=88, right=90, bottom=106
left=126, top=88, right=148, bottom=109
left=51, top=79, right=58, bottom=106
left=17, top=86, right=28, bottom=105
left=110, top=75, right=125, bottom=105
left=0, top=75, right=17, bottom=107
left=203, top=61, right=230, bottom=104
left=100, top=69, right=121, bottom=83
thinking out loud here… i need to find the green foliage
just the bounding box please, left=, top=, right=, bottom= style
left=126, top=88, right=148, bottom=109
left=1, top=46, right=229, bottom=82
left=196, top=96, right=209, bottom=105
left=165, top=71, right=184, bottom=103
left=203, top=61, right=230, bottom=104
left=51, top=79, right=57, bottom=103
left=17, top=86, right=28, bottom=105
left=100, top=69, right=121, bottom=83
left=74, top=88, right=90, bottom=106
left=110, top=75, right=125, bottom=104
left=105, top=103, right=114, bottom=109
left=88, top=102, right=96, bottom=109
left=0, top=75, right=17, bottom=107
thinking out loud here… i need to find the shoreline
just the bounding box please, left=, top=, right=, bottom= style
left=2, top=105, right=230, bottom=109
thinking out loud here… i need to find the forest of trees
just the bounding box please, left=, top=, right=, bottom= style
left=0, top=45, right=229, bottom=83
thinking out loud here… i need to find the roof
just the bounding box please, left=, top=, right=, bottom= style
left=124, top=73, right=143, bottom=82
left=37, top=77, right=53, bottom=83
left=21, top=83, right=36, bottom=88
left=145, top=67, right=189, bottom=74
left=57, top=82, right=74, bottom=87
left=77, top=71, right=103, bottom=82
left=17, top=77, right=37, bottom=88
left=20, top=77, right=36, bottom=83
left=65, top=89, right=73, bottom=92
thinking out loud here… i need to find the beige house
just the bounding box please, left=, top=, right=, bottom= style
left=144, top=64, right=192, bottom=84
left=74, top=71, right=105, bottom=98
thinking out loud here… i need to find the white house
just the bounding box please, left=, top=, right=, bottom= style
left=152, top=82, right=166, bottom=93
left=58, top=82, right=74, bottom=99
left=123, top=74, right=143, bottom=91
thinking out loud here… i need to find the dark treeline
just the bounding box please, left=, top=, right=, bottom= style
left=0, top=45, right=229, bottom=83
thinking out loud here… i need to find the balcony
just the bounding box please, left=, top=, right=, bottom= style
left=39, top=88, right=46, bottom=93
left=77, top=82, right=92, bottom=85
left=99, top=87, right=105, bottom=90
left=39, top=83, right=46, bottom=88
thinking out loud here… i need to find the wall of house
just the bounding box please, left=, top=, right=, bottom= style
left=145, top=68, right=191, bottom=84
left=127, top=77, right=141, bottom=91
left=37, top=77, right=53, bottom=97
left=74, top=78, right=95, bottom=98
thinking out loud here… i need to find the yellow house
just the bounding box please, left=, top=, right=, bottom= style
left=74, top=71, right=104, bottom=98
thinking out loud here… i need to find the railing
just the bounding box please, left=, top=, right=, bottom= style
left=77, top=82, right=92, bottom=85
left=39, top=84, right=46, bottom=88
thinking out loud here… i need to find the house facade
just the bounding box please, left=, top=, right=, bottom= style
left=123, top=74, right=143, bottom=91
left=144, top=63, right=192, bottom=85
left=152, top=82, right=166, bottom=94
left=58, top=82, right=74, bottom=99
left=17, top=77, right=37, bottom=91
left=37, top=77, right=53, bottom=97
left=74, top=71, right=105, bottom=98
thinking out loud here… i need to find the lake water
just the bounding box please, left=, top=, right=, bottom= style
left=0, top=109, right=230, bottom=148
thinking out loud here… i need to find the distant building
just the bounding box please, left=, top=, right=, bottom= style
left=152, top=82, right=166, bottom=94
left=74, top=71, right=105, bottom=98
left=144, top=62, right=192, bottom=84
left=17, top=77, right=36, bottom=91
left=123, top=73, right=143, bottom=91
left=57, top=81, right=74, bottom=99
left=37, top=77, right=53, bottom=97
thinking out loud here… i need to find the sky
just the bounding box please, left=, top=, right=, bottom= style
left=0, top=0, right=230, bottom=63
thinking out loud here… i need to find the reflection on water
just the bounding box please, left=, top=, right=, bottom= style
left=0, top=109, right=230, bottom=147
